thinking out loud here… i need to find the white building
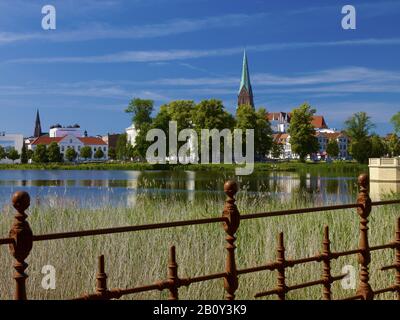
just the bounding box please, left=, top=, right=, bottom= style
left=49, top=124, right=82, bottom=138
left=29, top=135, right=108, bottom=161
left=126, top=124, right=138, bottom=147
left=0, top=132, right=24, bottom=163
left=272, top=131, right=350, bottom=160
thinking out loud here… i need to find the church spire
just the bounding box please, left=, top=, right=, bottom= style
left=34, top=109, right=42, bottom=138
left=238, top=49, right=254, bottom=109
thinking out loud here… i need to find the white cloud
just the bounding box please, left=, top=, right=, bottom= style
left=7, top=38, right=400, bottom=64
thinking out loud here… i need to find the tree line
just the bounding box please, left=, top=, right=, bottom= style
left=115, top=98, right=400, bottom=164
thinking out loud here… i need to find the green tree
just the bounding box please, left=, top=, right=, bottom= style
left=345, top=112, right=374, bottom=141
left=271, top=141, right=284, bottom=159
left=108, top=147, right=116, bottom=160
left=20, top=143, right=28, bottom=164
left=326, top=140, right=339, bottom=158
left=391, top=112, right=400, bottom=134
left=32, top=145, right=48, bottom=163
left=345, top=112, right=375, bottom=163
left=370, top=135, right=387, bottom=158
left=47, top=142, right=62, bottom=162
left=287, top=103, right=319, bottom=161
left=27, top=149, right=33, bottom=162
left=94, top=148, right=104, bottom=160
left=236, top=105, right=273, bottom=159
left=7, top=148, right=20, bottom=163
left=133, top=122, right=152, bottom=160
left=116, top=134, right=128, bottom=160
left=0, top=146, right=6, bottom=161
left=125, top=98, right=154, bottom=130
left=65, top=148, right=77, bottom=162
left=387, top=134, right=400, bottom=157
left=192, top=99, right=235, bottom=131
left=80, top=146, right=92, bottom=160
left=349, top=138, right=372, bottom=164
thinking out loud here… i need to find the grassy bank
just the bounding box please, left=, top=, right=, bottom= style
left=0, top=192, right=397, bottom=300
left=0, top=161, right=367, bottom=174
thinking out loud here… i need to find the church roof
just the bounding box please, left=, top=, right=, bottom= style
left=238, top=50, right=253, bottom=95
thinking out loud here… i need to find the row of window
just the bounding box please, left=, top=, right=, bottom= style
left=60, top=145, right=107, bottom=152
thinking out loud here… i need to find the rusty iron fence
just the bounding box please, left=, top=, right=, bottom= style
left=0, top=173, right=399, bottom=300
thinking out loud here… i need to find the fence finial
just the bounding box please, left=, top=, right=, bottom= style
left=396, top=218, right=400, bottom=300
left=222, top=180, right=240, bottom=300
left=9, top=191, right=33, bottom=300
left=356, top=173, right=374, bottom=300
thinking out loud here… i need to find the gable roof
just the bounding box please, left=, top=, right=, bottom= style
left=31, top=135, right=107, bottom=146
left=31, top=136, right=63, bottom=145
left=78, top=137, right=107, bottom=146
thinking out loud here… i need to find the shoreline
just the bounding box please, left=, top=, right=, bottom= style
left=0, top=161, right=368, bottom=173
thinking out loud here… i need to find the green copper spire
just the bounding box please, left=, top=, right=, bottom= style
left=237, top=49, right=254, bottom=109
left=238, top=49, right=252, bottom=95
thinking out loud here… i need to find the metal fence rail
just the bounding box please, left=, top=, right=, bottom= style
left=0, top=173, right=399, bottom=300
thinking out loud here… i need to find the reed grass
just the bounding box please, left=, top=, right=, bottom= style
left=0, top=191, right=398, bottom=300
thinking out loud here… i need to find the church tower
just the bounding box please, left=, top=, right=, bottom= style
left=238, top=50, right=254, bottom=109
left=34, top=109, right=42, bottom=138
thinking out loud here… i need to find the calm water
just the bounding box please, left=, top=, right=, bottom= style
left=0, top=170, right=363, bottom=209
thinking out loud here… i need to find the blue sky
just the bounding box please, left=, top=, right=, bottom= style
left=0, top=0, right=399, bottom=136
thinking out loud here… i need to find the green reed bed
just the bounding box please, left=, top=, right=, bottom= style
left=0, top=192, right=398, bottom=300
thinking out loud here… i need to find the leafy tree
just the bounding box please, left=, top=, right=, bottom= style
left=108, top=147, right=116, bottom=160
left=255, top=108, right=273, bottom=159
left=20, top=143, right=28, bottom=164
left=349, top=138, right=372, bottom=164
left=32, top=145, right=48, bottom=163
left=80, top=146, right=92, bottom=160
left=345, top=112, right=375, bottom=163
left=27, top=149, right=34, bottom=162
left=271, top=141, right=284, bottom=159
left=192, top=99, right=235, bottom=131
left=387, top=134, right=400, bottom=157
left=65, top=148, right=77, bottom=162
left=7, top=148, right=20, bottom=163
left=287, top=103, right=319, bottom=162
left=369, top=135, right=387, bottom=158
left=326, top=140, right=339, bottom=158
left=236, top=105, right=273, bottom=159
left=0, top=146, right=6, bottom=161
left=391, top=112, right=400, bottom=134
left=47, top=142, right=63, bottom=162
left=116, top=134, right=128, bottom=160
left=94, top=148, right=104, bottom=160
left=133, top=122, right=153, bottom=160
left=345, top=112, right=374, bottom=141
left=125, top=98, right=154, bottom=130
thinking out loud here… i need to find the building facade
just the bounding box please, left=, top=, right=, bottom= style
left=29, top=135, right=108, bottom=161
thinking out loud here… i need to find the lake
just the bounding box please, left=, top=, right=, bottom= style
left=0, top=169, right=370, bottom=209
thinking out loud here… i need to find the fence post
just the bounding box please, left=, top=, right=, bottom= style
left=356, top=173, right=374, bottom=300
left=8, top=191, right=33, bottom=300
left=322, top=226, right=332, bottom=300
left=168, top=245, right=179, bottom=300
left=276, top=232, right=287, bottom=300
left=396, top=218, right=400, bottom=300
left=222, top=180, right=240, bottom=300
left=96, top=255, right=108, bottom=297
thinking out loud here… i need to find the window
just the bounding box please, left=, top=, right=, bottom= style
left=61, top=146, right=64, bottom=151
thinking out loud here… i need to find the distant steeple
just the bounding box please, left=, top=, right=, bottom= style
left=238, top=49, right=254, bottom=109
left=34, top=109, right=42, bottom=138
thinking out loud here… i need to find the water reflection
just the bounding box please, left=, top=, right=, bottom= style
left=0, top=169, right=361, bottom=209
